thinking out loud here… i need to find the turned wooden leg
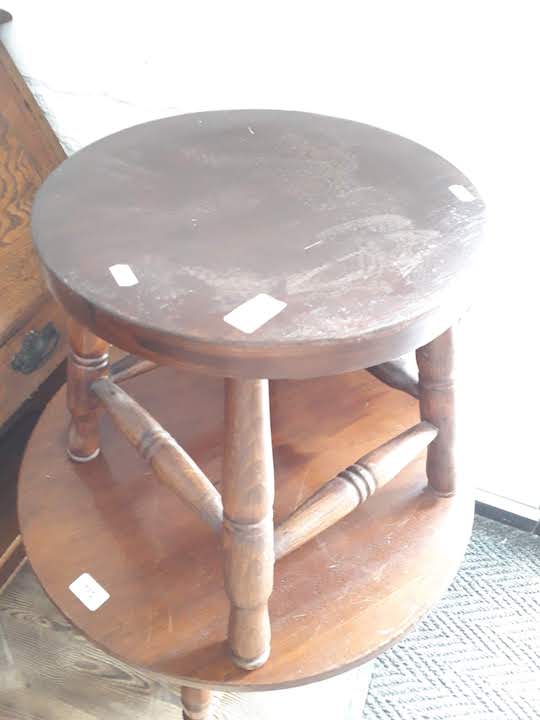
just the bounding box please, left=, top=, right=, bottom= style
left=416, top=327, right=457, bottom=496
left=182, top=685, right=212, bottom=720
left=223, top=378, right=275, bottom=670
left=181, top=687, right=212, bottom=720
left=66, top=318, right=109, bottom=462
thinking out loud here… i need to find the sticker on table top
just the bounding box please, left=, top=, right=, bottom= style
left=224, top=293, right=287, bottom=334
left=109, top=264, right=139, bottom=287
left=69, top=573, right=110, bottom=611
left=448, top=184, right=475, bottom=202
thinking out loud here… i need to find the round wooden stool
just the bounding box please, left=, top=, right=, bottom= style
left=20, top=110, right=485, bottom=718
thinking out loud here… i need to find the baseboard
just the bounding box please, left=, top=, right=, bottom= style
left=475, top=489, right=539, bottom=533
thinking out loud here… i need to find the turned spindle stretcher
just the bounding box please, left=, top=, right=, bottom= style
left=94, top=361, right=438, bottom=560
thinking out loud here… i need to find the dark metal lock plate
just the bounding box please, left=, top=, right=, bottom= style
left=11, top=321, right=60, bottom=374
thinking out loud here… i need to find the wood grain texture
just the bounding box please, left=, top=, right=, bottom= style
left=416, top=327, right=457, bottom=495
left=0, top=43, right=64, bottom=172
left=223, top=378, right=275, bottom=669
left=92, top=377, right=223, bottom=531
left=0, top=41, right=64, bottom=339
left=274, top=421, right=438, bottom=559
left=0, top=113, right=45, bottom=340
left=0, top=564, right=186, bottom=720
left=66, top=319, right=109, bottom=461
left=32, top=110, right=486, bottom=378
left=18, top=367, right=474, bottom=689
left=0, top=538, right=25, bottom=593
left=0, top=563, right=372, bottom=719
left=0, top=40, right=66, bottom=427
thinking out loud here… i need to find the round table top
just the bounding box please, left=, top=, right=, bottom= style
left=18, top=366, right=474, bottom=689
left=33, top=110, right=485, bottom=378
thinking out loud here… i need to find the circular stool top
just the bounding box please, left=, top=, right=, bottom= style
left=33, top=110, right=485, bottom=378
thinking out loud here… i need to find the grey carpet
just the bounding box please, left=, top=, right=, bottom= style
left=363, top=515, right=540, bottom=719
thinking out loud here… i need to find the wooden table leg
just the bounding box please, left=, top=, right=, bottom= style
left=416, top=327, right=457, bottom=496
left=181, top=687, right=212, bottom=720
left=223, top=378, right=275, bottom=670
left=66, top=318, right=109, bottom=462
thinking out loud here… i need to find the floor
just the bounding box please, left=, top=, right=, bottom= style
left=364, top=516, right=540, bottom=720
left=0, top=516, right=538, bottom=719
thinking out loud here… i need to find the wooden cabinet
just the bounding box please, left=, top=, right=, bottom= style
left=0, top=37, right=67, bottom=431
left=0, top=29, right=67, bottom=589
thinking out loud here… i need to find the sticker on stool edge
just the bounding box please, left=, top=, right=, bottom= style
left=69, top=573, right=110, bottom=611
left=109, top=264, right=139, bottom=287
left=224, top=293, right=287, bottom=334
left=448, top=184, right=475, bottom=202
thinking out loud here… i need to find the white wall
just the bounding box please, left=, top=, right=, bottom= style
left=3, top=1, right=539, bottom=512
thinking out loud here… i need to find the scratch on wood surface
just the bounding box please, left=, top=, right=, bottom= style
left=314, top=535, right=338, bottom=566
left=316, top=214, right=412, bottom=245
left=146, top=607, right=153, bottom=645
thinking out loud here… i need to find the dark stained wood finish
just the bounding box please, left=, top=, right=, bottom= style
left=0, top=345, right=126, bottom=578
left=367, top=357, right=419, bottom=398
left=66, top=319, right=109, bottom=461
left=223, top=378, right=275, bottom=669
left=0, top=300, right=67, bottom=427
left=1, top=563, right=372, bottom=718
left=0, top=39, right=66, bottom=428
left=274, top=421, right=437, bottom=559
left=18, top=367, right=474, bottom=690
left=92, top=377, right=223, bottom=531
left=0, top=411, right=33, bottom=557
left=0, top=361, right=68, bottom=580
left=0, top=43, right=65, bottom=338
left=32, top=110, right=485, bottom=379
left=181, top=687, right=212, bottom=720
left=110, top=354, right=159, bottom=384
left=416, top=327, right=457, bottom=496
left=0, top=563, right=187, bottom=719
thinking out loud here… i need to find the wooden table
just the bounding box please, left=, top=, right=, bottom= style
left=20, top=110, right=485, bottom=718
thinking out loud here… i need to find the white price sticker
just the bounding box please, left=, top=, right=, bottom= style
left=109, top=264, right=139, bottom=287
left=449, top=184, right=475, bottom=202
left=69, top=573, right=110, bottom=611
left=224, top=293, right=287, bottom=334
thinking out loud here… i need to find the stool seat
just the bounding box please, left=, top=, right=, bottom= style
left=18, top=366, right=473, bottom=690
left=32, top=110, right=485, bottom=378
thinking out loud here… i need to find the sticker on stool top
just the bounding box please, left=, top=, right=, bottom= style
left=109, top=264, right=139, bottom=287
left=69, top=573, right=110, bottom=611
left=224, top=293, right=287, bottom=334
left=448, top=184, right=475, bottom=202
